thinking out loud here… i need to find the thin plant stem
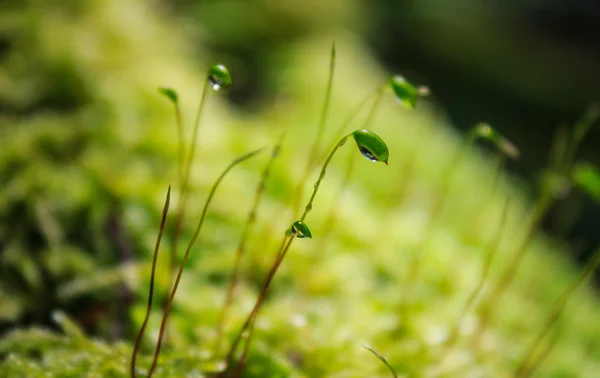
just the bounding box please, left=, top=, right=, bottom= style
left=300, top=134, right=353, bottom=222
left=308, top=152, right=357, bottom=268
left=363, top=85, right=385, bottom=130
left=174, top=102, right=185, bottom=188
left=561, top=105, right=599, bottom=174
left=473, top=108, right=596, bottom=348
left=169, top=79, right=210, bottom=275
left=472, top=192, right=552, bottom=347
left=223, top=235, right=292, bottom=366
left=329, top=85, right=386, bottom=144
left=228, top=235, right=296, bottom=377
left=363, top=345, right=398, bottom=378
left=130, top=186, right=171, bottom=378
left=214, top=139, right=283, bottom=353
left=291, top=43, right=336, bottom=216
left=306, top=89, right=385, bottom=262
left=146, top=148, right=264, bottom=378
left=514, top=246, right=600, bottom=377
left=518, top=329, right=559, bottom=378
left=440, top=196, right=510, bottom=359
left=401, top=139, right=471, bottom=319
left=224, top=133, right=357, bottom=376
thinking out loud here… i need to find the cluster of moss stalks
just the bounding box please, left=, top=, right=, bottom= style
left=2, top=40, right=600, bottom=378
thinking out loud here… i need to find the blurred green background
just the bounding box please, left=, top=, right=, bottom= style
left=1, top=0, right=599, bottom=377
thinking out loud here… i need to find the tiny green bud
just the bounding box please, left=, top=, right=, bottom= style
left=290, top=221, right=312, bottom=239
left=208, top=64, right=232, bottom=91
left=572, top=162, right=600, bottom=202
left=352, top=129, right=389, bottom=165
left=470, top=123, right=520, bottom=159
left=158, top=87, right=179, bottom=104
left=390, top=75, right=425, bottom=109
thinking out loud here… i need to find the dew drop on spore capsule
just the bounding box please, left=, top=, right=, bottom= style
left=207, top=64, right=232, bottom=92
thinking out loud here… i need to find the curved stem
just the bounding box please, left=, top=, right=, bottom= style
left=401, top=138, right=471, bottom=318
left=307, top=42, right=336, bottom=172
left=440, top=197, right=509, bottom=359
left=214, top=141, right=283, bottom=353
left=174, top=103, right=185, bottom=188
left=130, top=186, right=171, bottom=378
left=363, top=84, right=385, bottom=130
left=224, top=235, right=291, bottom=365
left=229, top=235, right=296, bottom=377
left=146, top=148, right=264, bottom=377
left=363, top=345, right=398, bottom=378
left=169, top=79, right=210, bottom=276
left=300, top=134, right=352, bottom=222
left=225, top=132, right=358, bottom=375
left=473, top=192, right=552, bottom=347
left=515, top=246, right=600, bottom=377
left=290, top=44, right=336, bottom=218
left=330, top=84, right=386, bottom=145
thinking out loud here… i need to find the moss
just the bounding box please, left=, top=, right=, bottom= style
left=1, top=1, right=599, bottom=377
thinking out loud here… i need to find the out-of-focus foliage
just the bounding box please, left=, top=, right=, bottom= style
left=1, top=1, right=600, bottom=377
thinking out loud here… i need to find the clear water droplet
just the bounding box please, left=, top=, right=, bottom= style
left=358, top=146, right=378, bottom=162
left=209, top=78, right=221, bottom=91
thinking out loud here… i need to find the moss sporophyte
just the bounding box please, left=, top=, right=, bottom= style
left=222, top=129, right=389, bottom=376
left=122, top=47, right=600, bottom=378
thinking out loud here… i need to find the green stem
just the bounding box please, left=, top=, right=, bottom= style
left=174, top=103, right=185, bottom=189
left=440, top=196, right=509, bottom=358
left=363, top=84, right=385, bottom=130
left=300, top=134, right=352, bottom=222
left=169, top=78, right=210, bottom=276
left=515, top=246, right=600, bottom=377
left=401, top=138, right=471, bottom=317
left=363, top=345, right=398, bottom=378
left=290, top=44, right=335, bottom=218
left=223, top=234, right=292, bottom=366
left=228, top=235, right=296, bottom=377
left=306, top=42, right=336, bottom=172
left=146, top=148, right=264, bottom=378
left=308, top=150, right=357, bottom=269
left=214, top=141, right=282, bottom=353
left=130, top=186, right=171, bottom=378
left=225, top=133, right=356, bottom=375
left=473, top=192, right=553, bottom=347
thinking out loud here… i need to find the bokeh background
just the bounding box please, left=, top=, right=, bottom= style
left=1, top=0, right=600, bottom=377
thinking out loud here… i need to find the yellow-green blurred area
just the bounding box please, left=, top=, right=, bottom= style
left=1, top=1, right=599, bottom=377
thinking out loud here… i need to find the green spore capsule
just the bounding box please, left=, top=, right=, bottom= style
left=208, top=64, right=232, bottom=91
left=158, top=87, right=179, bottom=104
left=471, top=123, right=520, bottom=159
left=290, top=221, right=312, bottom=238
left=352, top=129, right=389, bottom=165
left=390, top=75, right=421, bottom=109
left=572, top=162, right=600, bottom=202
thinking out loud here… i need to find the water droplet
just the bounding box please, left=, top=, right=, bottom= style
left=207, top=64, right=232, bottom=91
left=290, top=221, right=312, bottom=238
left=358, top=146, right=378, bottom=162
